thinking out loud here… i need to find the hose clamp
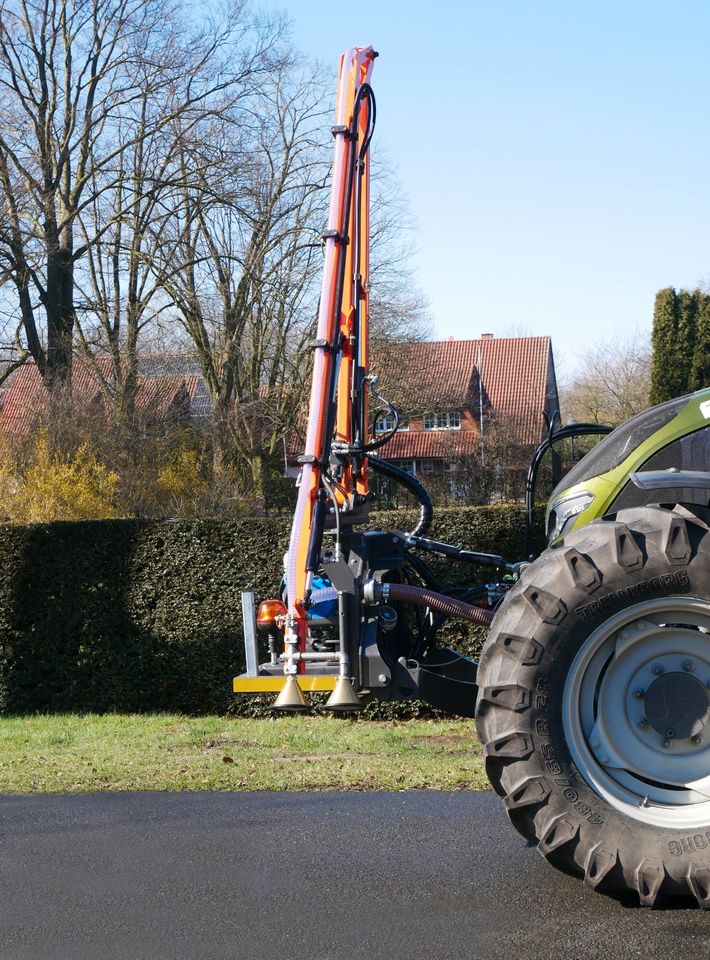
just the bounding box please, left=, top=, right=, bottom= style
left=362, top=579, right=382, bottom=604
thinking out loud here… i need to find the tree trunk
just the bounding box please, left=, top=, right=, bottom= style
left=248, top=452, right=267, bottom=515
left=44, top=247, right=75, bottom=392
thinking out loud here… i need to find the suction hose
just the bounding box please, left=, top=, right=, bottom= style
left=369, top=455, right=433, bottom=538
left=364, top=580, right=494, bottom=627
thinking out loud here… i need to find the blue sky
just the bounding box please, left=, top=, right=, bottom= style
left=277, top=1, right=710, bottom=377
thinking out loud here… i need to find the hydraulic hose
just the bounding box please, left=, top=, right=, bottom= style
left=313, top=582, right=494, bottom=626
left=384, top=582, right=494, bottom=627
left=369, top=455, right=433, bottom=538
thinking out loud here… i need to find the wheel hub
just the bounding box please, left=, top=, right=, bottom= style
left=564, top=598, right=710, bottom=827
left=644, top=671, right=710, bottom=740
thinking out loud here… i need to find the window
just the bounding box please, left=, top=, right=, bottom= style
left=423, top=411, right=461, bottom=431
left=375, top=413, right=408, bottom=433
left=375, top=414, right=395, bottom=434
left=421, top=459, right=435, bottom=473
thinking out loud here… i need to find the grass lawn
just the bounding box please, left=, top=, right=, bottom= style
left=0, top=714, right=487, bottom=793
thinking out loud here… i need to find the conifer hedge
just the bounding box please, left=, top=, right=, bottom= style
left=650, top=286, right=710, bottom=404
left=0, top=505, right=535, bottom=715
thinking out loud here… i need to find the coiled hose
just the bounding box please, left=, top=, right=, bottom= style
left=386, top=581, right=494, bottom=626
left=369, top=455, right=433, bottom=538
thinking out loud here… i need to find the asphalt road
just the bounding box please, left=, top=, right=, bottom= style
left=0, top=791, right=709, bottom=960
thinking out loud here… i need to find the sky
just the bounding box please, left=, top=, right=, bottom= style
left=272, top=0, right=710, bottom=379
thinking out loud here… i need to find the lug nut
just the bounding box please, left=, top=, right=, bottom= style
left=665, top=728, right=677, bottom=738
left=637, top=719, right=649, bottom=730
left=633, top=687, right=645, bottom=699
left=652, top=664, right=664, bottom=676
left=692, top=735, right=703, bottom=746
left=683, top=660, right=695, bottom=673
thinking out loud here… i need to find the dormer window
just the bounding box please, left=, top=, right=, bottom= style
left=423, top=411, right=461, bottom=431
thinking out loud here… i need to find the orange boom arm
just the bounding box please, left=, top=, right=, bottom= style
left=283, top=47, right=377, bottom=676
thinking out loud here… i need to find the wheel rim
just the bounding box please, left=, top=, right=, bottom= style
left=563, top=597, right=710, bottom=828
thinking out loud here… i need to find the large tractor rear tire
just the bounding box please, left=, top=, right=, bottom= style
left=475, top=504, right=710, bottom=906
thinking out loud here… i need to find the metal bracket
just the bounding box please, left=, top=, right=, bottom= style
left=322, top=228, right=348, bottom=244
left=241, top=591, right=259, bottom=678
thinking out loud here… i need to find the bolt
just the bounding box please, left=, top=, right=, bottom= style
left=665, top=728, right=677, bottom=739
left=652, top=664, right=664, bottom=676
left=377, top=674, right=388, bottom=684
left=620, top=629, right=630, bottom=641
left=693, top=735, right=703, bottom=746
left=633, top=687, right=645, bottom=699
left=637, top=719, right=649, bottom=730
left=683, top=660, right=695, bottom=673
left=663, top=740, right=673, bottom=749
left=600, top=755, right=609, bottom=764
left=591, top=740, right=600, bottom=750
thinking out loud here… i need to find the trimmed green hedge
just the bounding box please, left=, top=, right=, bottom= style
left=0, top=505, right=540, bottom=715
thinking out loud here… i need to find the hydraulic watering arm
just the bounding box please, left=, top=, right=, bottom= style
left=283, top=46, right=378, bottom=679
left=234, top=46, right=497, bottom=715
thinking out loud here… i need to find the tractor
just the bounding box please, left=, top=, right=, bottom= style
left=234, top=46, right=710, bottom=907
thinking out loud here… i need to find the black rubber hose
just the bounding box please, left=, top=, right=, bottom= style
left=369, top=455, right=434, bottom=538
left=386, top=581, right=494, bottom=627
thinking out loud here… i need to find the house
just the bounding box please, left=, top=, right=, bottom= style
left=0, top=356, right=212, bottom=435
left=369, top=334, right=559, bottom=479
left=0, top=336, right=559, bottom=496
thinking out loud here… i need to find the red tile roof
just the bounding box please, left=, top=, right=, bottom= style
left=377, top=430, right=480, bottom=460
left=0, top=357, right=203, bottom=434
left=371, top=336, right=555, bottom=459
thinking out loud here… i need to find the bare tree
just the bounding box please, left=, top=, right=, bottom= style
left=560, top=329, right=651, bottom=425
left=0, top=0, right=284, bottom=391
left=150, top=55, right=328, bottom=508
left=368, top=157, right=432, bottom=346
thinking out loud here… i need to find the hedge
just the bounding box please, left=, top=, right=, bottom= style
left=0, top=504, right=542, bottom=716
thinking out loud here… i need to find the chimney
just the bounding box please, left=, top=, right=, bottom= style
left=481, top=333, right=493, bottom=339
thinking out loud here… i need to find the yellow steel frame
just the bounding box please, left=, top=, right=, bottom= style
left=233, top=676, right=338, bottom=694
